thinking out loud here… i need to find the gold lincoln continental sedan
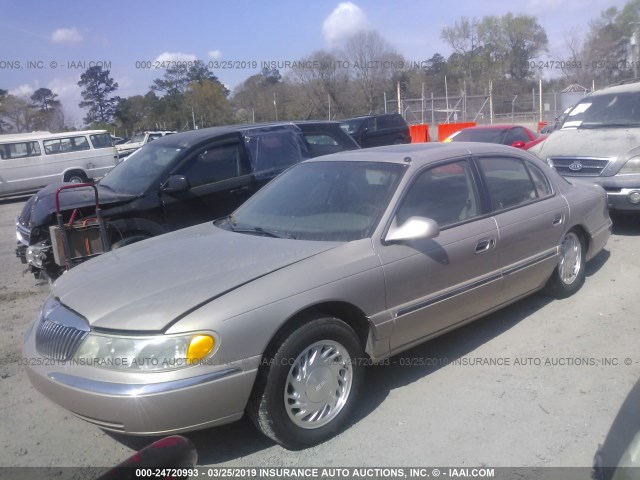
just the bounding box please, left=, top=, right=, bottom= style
left=24, top=143, right=612, bottom=449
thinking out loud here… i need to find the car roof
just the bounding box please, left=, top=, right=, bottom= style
left=592, top=81, right=640, bottom=96
left=149, top=122, right=313, bottom=149
left=339, top=113, right=401, bottom=121
left=0, top=130, right=109, bottom=142
left=304, top=142, right=529, bottom=166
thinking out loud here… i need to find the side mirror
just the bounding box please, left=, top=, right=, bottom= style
left=511, top=141, right=526, bottom=149
left=163, top=174, right=190, bottom=193
left=385, top=217, right=440, bottom=243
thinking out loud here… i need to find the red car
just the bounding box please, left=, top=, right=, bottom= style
left=444, top=124, right=547, bottom=150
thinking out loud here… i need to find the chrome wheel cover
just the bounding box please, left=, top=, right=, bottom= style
left=284, top=340, right=353, bottom=429
left=558, top=232, right=582, bottom=285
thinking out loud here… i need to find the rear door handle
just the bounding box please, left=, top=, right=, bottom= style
left=552, top=213, right=564, bottom=226
left=475, top=238, right=495, bottom=254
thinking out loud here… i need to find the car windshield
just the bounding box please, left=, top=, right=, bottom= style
left=222, top=161, right=404, bottom=242
left=99, top=143, right=183, bottom=195
left=340, top=118, right=366, bottom=135
left=563, top=92, right=640, bottom=129
left=129, top=133, right=146, bottom=143
left=451, top=129, right=506, bottom=143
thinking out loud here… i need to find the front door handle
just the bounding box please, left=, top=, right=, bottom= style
left=475, top=238, right=495, bottom=254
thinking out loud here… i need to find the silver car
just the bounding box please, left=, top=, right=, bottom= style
left=24, top=143, right=612, bottom=449
left=530, top=81, right=640, bottom=211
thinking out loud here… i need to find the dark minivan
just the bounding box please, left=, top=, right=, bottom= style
left=340, top=113, right=411, bottom=147
left=16, top=122, right=359, bottom=281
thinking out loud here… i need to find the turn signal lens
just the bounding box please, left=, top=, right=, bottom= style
left=187, top=335, right=215, bottom=364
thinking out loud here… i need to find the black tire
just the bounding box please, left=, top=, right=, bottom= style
left=111, top=234, right=150, bottom=250
left=64, top=171, right=88, bottom=184
left=393, top=137, right=405, bottom=145
left=544, top=228, right=586, bottom=298
left=247, top=316, right=364, bottom=450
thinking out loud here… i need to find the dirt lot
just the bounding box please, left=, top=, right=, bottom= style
left=0, top=195, right=639, bottom=469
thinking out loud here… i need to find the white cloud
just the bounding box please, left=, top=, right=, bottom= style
left=208, top=50, right=222, bottom=59
left=322, top=2, right=369, bottom=47
left=9, top=84, right=36, bottom=98
left=51, top=27, right=83, bottom=44
left=154, top=52, right=198, bottom=63
left=47, top=77, right=84, bottom=127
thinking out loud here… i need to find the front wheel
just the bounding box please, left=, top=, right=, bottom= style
left=544, top=229, right=586, bottom=298
left=248, top=316, right=364, bottom=449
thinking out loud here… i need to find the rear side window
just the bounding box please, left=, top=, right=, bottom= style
left=43, top=136, right=90, bottom=154
left=378, top=115, right=405, bottom=129
left=0, top=141, right=41, bottom=160
left=478, top=157, right=537, bottom=211
left=526, top=161, right=553, bottom=197
left=245, top=129, right=307, bottom=179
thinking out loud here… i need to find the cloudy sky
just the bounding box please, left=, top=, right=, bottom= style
left=0, top=0, right=630, bottom=125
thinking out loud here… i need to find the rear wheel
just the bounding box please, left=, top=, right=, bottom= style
left=248, top=316, right=364, bottom=449
left=544, top=229, right=586, bottom=298
left=64, top=171, right=88, bottom=184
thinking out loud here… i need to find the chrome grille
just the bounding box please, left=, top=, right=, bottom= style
left=35, top=298, right=90, bottom=361
left=36, top=319, right=88, bottom=361
left=548, top=157, right=611, bottom=177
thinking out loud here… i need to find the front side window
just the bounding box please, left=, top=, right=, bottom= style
left=504, top=127, right=532, bottom=145
left=478, top=157, right=537, bottom=211
left=226, top=161, right=403, bottom=241
left=90, top=133, right=113, bottom=149
left=0, top=141, right=41, bottom=160
left=178, top=143, right=246, bottom=187
left=395, top=160, right=479, bottom=228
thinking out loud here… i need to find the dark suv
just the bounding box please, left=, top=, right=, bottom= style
left=16, top=121, right=359, bottom=281
left=340, top=113, right=411, bottom=147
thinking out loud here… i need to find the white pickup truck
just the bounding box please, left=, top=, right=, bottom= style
left=116, top=130, right=176, bottom=158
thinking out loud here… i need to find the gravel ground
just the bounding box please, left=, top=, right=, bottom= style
left=0, top=196, right=638, bottom=470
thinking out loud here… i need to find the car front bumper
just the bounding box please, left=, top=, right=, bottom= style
left=565, top=177, right=640, bottom=211
left=23, top=323, right=259, bottom=435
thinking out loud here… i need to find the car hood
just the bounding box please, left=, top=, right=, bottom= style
left=534, top=128, right=640, bottom=164
left=52, top=223, right=339, bottom=332
left=18, top=183, right=136, bottom=228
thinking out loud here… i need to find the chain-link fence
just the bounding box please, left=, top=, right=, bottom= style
left=388, top=89, right=591, bottom=133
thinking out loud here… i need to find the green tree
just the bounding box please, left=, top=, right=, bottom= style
left=0, top=95, right=38, bottom=132
left=78, top=66, right=120, bottom=124
left=30, top=88, right=61, bottom=111
left=150, top=60, right=229, bottom=129
left=186, top=79, right=234, bottom=127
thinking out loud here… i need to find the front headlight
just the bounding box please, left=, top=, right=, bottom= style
left=74, top=332, right=217, bottom=372
left=619, top=156, right=640, bottom=175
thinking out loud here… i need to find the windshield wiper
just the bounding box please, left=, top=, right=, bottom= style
left=231, top=224, right=296, bottom=239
